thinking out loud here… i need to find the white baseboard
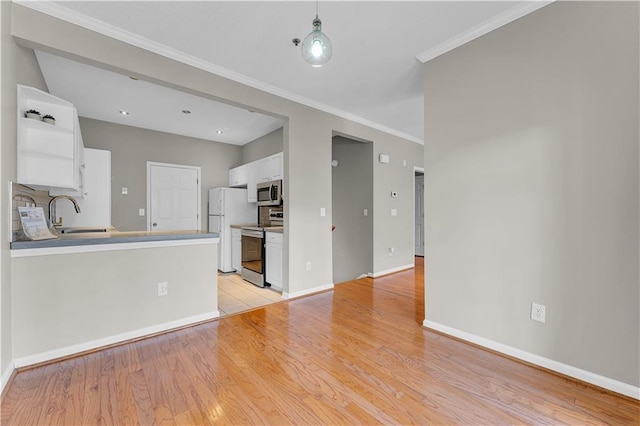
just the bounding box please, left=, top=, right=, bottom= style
left=423, top=320, right=640, bottom=400
left=14, top=311, right=220, bottom=368
left=282, top=283, right=334, bottom=300
left=369, top=263, right=414, bottom=278
left=0, top=360, right=15, bottom=394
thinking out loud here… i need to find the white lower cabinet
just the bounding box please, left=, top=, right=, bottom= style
left=231, top=227, right=242, bottom=272
left=265, top=231, right=283, bottom=290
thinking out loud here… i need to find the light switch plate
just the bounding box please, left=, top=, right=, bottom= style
left=391, top=209, right=398, bottom=216
left=320, top=207, right=326, bottom=217
left=121, top=187, right=128, bottom=195
left=139, top=208, right=145, bottom=216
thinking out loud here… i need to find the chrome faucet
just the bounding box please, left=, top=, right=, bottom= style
left=48, top=195, right=81, bottom=227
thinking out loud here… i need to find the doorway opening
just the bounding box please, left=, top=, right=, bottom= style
left=414, top=167, right=424, bottom=257
left=331, top=134, right=373, bottom=284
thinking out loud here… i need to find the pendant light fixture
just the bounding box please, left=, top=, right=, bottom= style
left=300, top=0, right=332, bottom=67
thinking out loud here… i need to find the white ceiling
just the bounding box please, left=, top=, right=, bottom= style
left=26, top=1, right=550, bottom=145
left=35, top=51, right=284, bottom=145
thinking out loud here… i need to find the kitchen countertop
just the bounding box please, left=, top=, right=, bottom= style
left=11, top=229, right=220, bottom=250
left=230, top=223, right=259, bottom=229
left=231, top=224, right=283, bottom=233
left=264, top=227, right=283, bottom=233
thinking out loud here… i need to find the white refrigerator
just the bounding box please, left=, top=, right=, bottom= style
left=208, top=187, right=257, bottom=273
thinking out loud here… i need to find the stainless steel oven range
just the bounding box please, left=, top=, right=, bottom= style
left=241, top=227, right=266, bottom=287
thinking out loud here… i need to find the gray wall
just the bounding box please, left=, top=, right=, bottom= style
left=424, top=1, right=639, bottom=387
left=332, top=137, right=373, bottom=283
left=79, top=117, right=242, bottom=231
left=373, top=135, right=424, bottom=273
left=10, top=4, right=423, bottom=301
left=12, top=243, right=218, bottom=360
left=241, top=127, right=283, bottom=165
left=0, top=0, right=15, bottom=382
left=15, top=43, right=47, bottom=92
left=0, top=6, right=49, bottom=380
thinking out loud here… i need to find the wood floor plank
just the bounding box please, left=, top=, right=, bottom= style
left=2, top=257, right=638, bottom=424
left=80, top=352, right=102, bottom=425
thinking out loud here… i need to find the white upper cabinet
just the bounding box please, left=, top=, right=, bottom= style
left=246, top=161, right=258, bottom=203
left=229, top=151, right=283, bottom=203
left=259, top=152, right=283, bottom=182
left=228, top=163, right=248, bottom=188
left=17, top=85, right=85, bottom=193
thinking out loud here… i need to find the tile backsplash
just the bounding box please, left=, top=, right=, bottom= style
left=11, top=182, right=52, bottom=235
left=259, top=206, right=283, bottom=227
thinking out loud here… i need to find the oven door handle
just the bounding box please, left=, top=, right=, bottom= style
left=242, top=230, right=264, bottom=238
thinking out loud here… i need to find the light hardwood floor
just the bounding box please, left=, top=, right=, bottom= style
left=217, top=272, right=282, bottom=316
left=2, top=258, right=638, bottom=424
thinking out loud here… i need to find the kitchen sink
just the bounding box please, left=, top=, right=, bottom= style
left=57, top=228, right=110, bottom=234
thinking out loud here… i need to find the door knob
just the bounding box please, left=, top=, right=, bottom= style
left=152, top=222, right=157, bottom=227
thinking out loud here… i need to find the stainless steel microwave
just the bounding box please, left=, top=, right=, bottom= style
left=256, top=180, right=282, bottom=206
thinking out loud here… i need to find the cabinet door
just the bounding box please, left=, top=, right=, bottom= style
left=53, top=149, right=111, bottom=227
left=260, top=152, right=283, bottom=182
left=265, top=232, right=283, bottom=289
left=246, top=161, right=259, bottom=203
left=231, top=228, right=242, bottom=272
left=229, top=164, right=248, bottom=187
left=17, top=85, right=81, bottom=192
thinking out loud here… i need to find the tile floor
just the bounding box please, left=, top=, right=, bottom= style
left=218, top=272, right=283, bottom=316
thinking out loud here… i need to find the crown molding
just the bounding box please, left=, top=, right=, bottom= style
left=416, top=1, right=554, bottom=63
left=13, top=1, right=424, bottom=145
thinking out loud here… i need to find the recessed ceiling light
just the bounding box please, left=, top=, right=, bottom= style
left=182, top=110, right=191, bottom=114
left=215, top=130, right=224, bottom=135
left=119, top=110, right=130, bottom=116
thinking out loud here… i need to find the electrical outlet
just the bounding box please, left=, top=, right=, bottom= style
left=388, top=247, right=395, bottom=256
left=139, top=208, right=145, bottom=216
left=305, top=261, right=312, bottom=271
left=391, top=208, right=398, bottom=216
left=531, top=303, right=546, bottom=323
left=158, top=281, right=168, bottom=296
left=363, top=208, right=368, bottom=216
left=121, top=187, right=128, bottom=195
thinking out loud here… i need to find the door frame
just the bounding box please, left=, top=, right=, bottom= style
left=413, top=166, right=425, bottom=259
left=146, top=161, right=202, bottom=231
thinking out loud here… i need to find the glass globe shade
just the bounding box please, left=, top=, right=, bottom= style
left=301, top=18, right=333, bottom=67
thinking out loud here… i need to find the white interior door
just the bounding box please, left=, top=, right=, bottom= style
left=415, top=174, right=424, bottom=257
left=148, top=162, right=200, bottom=231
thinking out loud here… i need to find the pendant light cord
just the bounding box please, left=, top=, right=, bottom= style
left=315, top=0, right=319, bottom=18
